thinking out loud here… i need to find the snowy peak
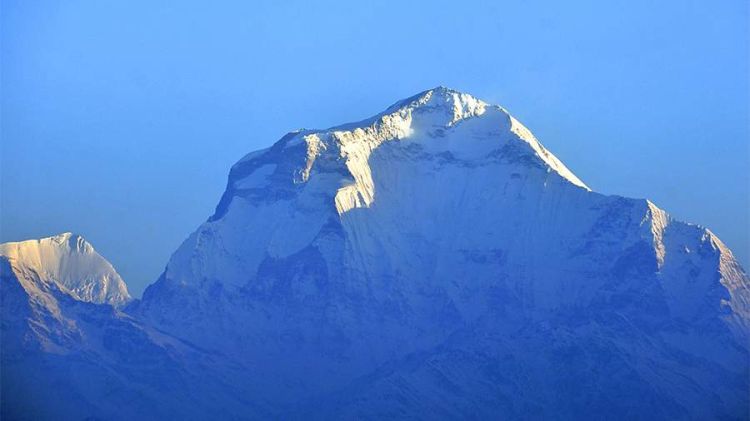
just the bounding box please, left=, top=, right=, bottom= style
left=0, top=233, right=131, bottom=307
left=223, top=87, right=589, bottom=219
left=50, top=232, right=94, bottom=253
left=383, top=86, right=490, bottom=126
left=405, top=86, right=588, bottom=189
left=131, top=87, right=749, bottom=418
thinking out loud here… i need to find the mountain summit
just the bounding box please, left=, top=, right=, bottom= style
left=0, top=233, right=244, bottom=420
left=0, top=232, right=131, bottom=307
left=3, top=88, right=749, bottom=419
left=213, top=87, right=587, bottom=221
left=135, top=87, right=749, bottom=418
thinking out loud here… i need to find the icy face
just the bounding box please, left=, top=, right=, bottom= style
left=0, top=232, right=131, bottom=307
left=134, top=87, right=749, bottom=417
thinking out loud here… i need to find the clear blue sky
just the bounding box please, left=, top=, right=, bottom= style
left=2, top=0, right=748, bottom=296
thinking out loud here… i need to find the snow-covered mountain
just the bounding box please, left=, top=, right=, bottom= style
left=0, top=233, right=265, bottom=420
left=2, top=87, right=748, bottom=419
left=135, top=87, right=749, bottom=418
left=0, top=232, right=131, bottom=307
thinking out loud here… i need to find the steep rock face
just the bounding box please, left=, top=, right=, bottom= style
left=0, top=232, right=131, bottom=307
left=136, top=87, right=750, bottom=417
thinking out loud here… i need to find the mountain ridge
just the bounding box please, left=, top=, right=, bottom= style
left=0, top=232, right=131, bottom=307
left=133, top=87, right=748, bottom=417
left=2, top=87, right=748, bottom=419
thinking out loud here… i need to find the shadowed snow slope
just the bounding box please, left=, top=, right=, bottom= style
left=3, top=88, right=749, bottom=420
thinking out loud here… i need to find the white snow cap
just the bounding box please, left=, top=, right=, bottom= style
left=291, top=86, right=590, bottom=209
left=401, top=87, right=589, bottom=189
left=0, top=232, right=131, bottom=307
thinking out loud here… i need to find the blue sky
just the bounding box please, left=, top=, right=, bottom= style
left=2, top=0, right=748, bottom=296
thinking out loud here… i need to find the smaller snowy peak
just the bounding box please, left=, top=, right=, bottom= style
left=0, top=233, right=131, bottom=307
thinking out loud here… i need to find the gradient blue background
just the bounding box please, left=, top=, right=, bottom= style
left=2, top=0, right=748, bottom=296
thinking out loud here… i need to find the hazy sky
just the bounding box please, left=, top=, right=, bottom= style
left=2, top=0, right=748, bottom=296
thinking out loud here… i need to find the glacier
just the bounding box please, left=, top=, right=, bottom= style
left=2, top=87, right=748, bottom=420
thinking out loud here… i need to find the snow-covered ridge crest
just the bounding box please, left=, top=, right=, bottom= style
left=388, top=86, right=489, bottom=126
left=507, top=115, right=589, bottom=190
left=644, top=200, right=669, bottom=268
left=0, top=232, right=131, bottom=307
left=327, top=87, right=494, bottom=214
left=329, top=109, right=414, bottom=214
left=249, top=87, right=590, bottom=215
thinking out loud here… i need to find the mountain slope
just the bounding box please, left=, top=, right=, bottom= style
left=0, top=232, right=131, bottom=307
left=0, top=234, right=265, bottom=420
left=135, top=87, right=750, bottom=417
